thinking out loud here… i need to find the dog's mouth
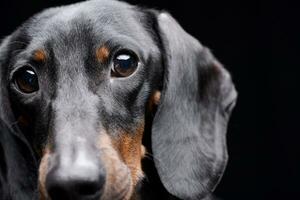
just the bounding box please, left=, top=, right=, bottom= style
left=38, top=133, right=143, bottom=200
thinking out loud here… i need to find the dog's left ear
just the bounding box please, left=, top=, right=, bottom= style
left=150, top=12, right=237, bottom=199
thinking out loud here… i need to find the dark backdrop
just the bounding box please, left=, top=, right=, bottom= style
left=1, top=0, right=299, bottom=199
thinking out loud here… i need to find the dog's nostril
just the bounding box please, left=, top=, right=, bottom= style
left=47, top=182, right=71, bottom=200
left=46, top=171, right=106, bottom=200
left=74, top=177, right=105, bottom=196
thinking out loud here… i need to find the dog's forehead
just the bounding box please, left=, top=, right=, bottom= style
left=26, top=0, right=157, bottom=56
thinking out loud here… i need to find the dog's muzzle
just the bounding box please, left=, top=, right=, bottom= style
left=45, top=152, right=106, bottom=200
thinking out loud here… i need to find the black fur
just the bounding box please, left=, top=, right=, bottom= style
left=0, top=119, right=38, bottom=200
left=0, top=0, right=237, bottom=199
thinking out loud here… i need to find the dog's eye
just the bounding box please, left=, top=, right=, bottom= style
left=14, top=67, right=39, bottom=93
left=111, top=51, right=139, bottom=77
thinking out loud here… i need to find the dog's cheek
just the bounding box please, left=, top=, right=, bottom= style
left=111, top=122, right=145, bottom=186
left=97, top=133, right=134, bottom=200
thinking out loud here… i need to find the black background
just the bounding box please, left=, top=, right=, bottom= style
left=1, top=0, right=299, bottom=199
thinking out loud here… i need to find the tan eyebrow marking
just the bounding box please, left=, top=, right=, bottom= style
left=33, top=49, right=47, bottom=62
left=96, top=46, right=110, bottom=63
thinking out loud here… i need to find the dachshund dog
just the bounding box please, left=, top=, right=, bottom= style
left=0, top=0, right=237, bottom=199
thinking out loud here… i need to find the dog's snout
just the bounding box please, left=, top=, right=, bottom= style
left=46, top=160, right=106, bottom=200
left=47, top=176, right=105, bottom=200
left=46, top=170, right=105, bottom=200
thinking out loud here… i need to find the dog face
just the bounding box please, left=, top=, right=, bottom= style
left=0, top=0, right=237, bottom=200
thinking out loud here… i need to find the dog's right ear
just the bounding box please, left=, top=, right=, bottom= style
left=0, top=36, right=38, bottom=200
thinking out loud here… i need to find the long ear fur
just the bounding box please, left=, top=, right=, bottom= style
left=151, top=13, right=237, bottom=200
left=0, top=36, right=38, bottom=200
left=0, top=36, right=13, bottom=122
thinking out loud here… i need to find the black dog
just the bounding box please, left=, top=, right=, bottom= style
left=0, top=0, right=237, bottom=199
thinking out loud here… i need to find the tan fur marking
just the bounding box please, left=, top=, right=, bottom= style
left=152, top=91, right=161, bottom=105
left=148, top=90, right=161, bottom=112
left=97, top=133, right=134, bottom=200
left=33, top=49, right=46, bottom=62
left=111, top=123, right=145, bottom=186
left=38, top=147, right=51, bottom=200
left=141, top=145, right=146, bottom=159
left=96, top=46, right=110, bottom=63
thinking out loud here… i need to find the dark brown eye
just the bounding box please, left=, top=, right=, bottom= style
left=111, top=50, right=139, bottom=77
left=14, top=67, right=39, bottom=93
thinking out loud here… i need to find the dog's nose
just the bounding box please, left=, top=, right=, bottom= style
left=46, top=163, right=106, bottom=200
left=46, top=175, right=105, bottom=200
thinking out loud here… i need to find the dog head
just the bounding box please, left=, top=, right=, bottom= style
left=0, top=0, right=237, bottom=199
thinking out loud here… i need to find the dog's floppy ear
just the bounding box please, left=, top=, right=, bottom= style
left=151, top=12, right=237, bottom=199
left=0, top=36, right=18, bottom=124
left=0, top=36, right=38, bottom=199
left=0, top=119, right=38, bottom=200
left=0, top=35, right=30, bottom=136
